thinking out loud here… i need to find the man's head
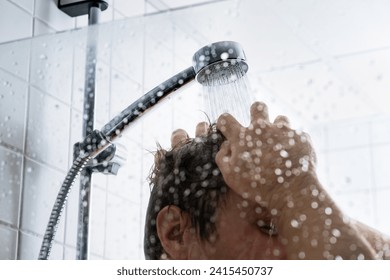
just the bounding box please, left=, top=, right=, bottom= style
left=144, top=125, right=227, bottom=259
left=144, top=125, right=286, bottom=260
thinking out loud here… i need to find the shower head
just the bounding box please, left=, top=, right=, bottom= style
left=101, top=41, right=249, bottom=142
left=192, top=41, right=248, bottom=85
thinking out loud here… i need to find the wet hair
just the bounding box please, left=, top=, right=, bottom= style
left=144, top=126, right=228, bottom=259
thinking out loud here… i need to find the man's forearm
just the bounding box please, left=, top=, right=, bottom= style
left=353, top=220, right=390, bottom=259
left=272, top=173, right=377, bottom=260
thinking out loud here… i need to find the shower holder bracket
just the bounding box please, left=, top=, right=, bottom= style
left=73, top=130, right=126, bottom=176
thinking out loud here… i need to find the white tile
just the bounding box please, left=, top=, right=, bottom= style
left=110, top=71, right=143, bottom=119
left=327, top=147, right=372, bottom=193
left=26, top=88, right=70, bottom=171
left=33, top=18, right=56, bottom=36
left=89, top=253, right=104, bottom=260
left=0, top=39, right=30, bottom=80
left=89, top=186, right=107, bottom=256
left=143, top=37, right=174, bottom=92
left=140, top=181, right=150, bottom=259
left=100, top=2, right=114, bottom=23
left=0, top=69, right=28, bottom=151
left=372, top=118, right=390, bottom=145
left=141, top=149, right=154, bottom=186
left=114, top=0, right=144, bottom=18
left=110, top=20, right=144, bottom=85
left=20, top=158, right=66, bottom=243
left=327, top=120, right=370, bottom=150
left=269, top=0, right=390, bottom=56
left=336, top=49, right=390, bottom=115
left=0, top=147, right=22, bottom=227
left=145, top=2, right=159, bottom=13
left=0, top=0, right=32, bottom=43
left=68, top=109, right=83, bottom=164
left=107, top=139, right=142, bottom=202
left=174, top=0, right=318, bottom=72
left=157, top=0, right=211, bottom=9
left=372, top=144, right=390, bottom=189
left=64, top=175, right=79, bottom=248
left=71, top=46, right=112, bottom=124
left=75, top=15, right=88, bottom=29
left=29, top=33, right=73, bottom=105
left=140, top=100, right=174, bottom=150
left=10, top=0, right=34, bottom=13
left=63, top=174, right=108, bottom=251
left=332, top=189, right=375, bottom=228
left=105, top=194, right=141, bottom=259
left=71, top=46, right=87, bottom=112
left=257, top=62, right=374, bottom=124
left=34, top=0, right=75, bottom=32
left=63, top=246, right=76, bottom=260
left=18, top=232, right=64, bottom=260
left=119, top=114, right=144, bottom=146
left=173, top=25, right=204, bottom=64
left=94, top=61, right=111, bottom=125
left=307, top=124, right=327, bottom=152
left=0, top=225, right=17, bottom=260
left=313, top=151, right=329, bottom=188
left=374, top=189, right=390, bottom=235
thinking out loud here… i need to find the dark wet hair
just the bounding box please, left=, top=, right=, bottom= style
left=144, top=126, right=228, bottom=259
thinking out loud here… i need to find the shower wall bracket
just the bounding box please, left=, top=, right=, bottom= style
left=73, top=141, right=126, bottom=176
left=58, top=0, right=109, bottom=17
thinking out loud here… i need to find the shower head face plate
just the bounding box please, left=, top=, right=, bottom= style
left=192, top=41, right=248, bottom=85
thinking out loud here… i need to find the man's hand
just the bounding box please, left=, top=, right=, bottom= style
left=215, top=101, right=317, bottom=208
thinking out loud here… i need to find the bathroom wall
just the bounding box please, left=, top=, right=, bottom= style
left=0, top=0, right=222, bottom=260
left=1, top=0, right=390, bottom=260
left=0, top=0, right=218, bottom=44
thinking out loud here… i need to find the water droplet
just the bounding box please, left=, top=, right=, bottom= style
left=280, top=150, right=289, bottom=158
left=220, top=52, right=229, bottom=60
left=332, top=228, right=341, bottom=237
left=324, top=207, right=332, bottom=215
left=40, top=54, right=48, bottom=60
left=26, top=167, right=33, bottom=173
left=357, top=253, right=365, bottom=260
left=291, top=219, right=299, bottom=228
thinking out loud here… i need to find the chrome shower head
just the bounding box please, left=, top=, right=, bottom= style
left=192, top=41, right=248, bottom=85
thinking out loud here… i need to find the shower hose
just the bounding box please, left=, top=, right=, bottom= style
left=38, top=155, right=91, bottom=260
left=38, top=129, right=109, bottom=260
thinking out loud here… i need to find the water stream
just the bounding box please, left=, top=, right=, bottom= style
left=202, top=63, right=254, bottom=126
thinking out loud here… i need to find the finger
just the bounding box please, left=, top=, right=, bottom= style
left=171, top=128, right=189, bottom=148
left=215, top=141, right=232, bottom=174
left=273, top=115, right=291, bottom=128
left=195, top=122, right=209, bottom=137
left=216, top=113, right=242, bottom=139
left=250, top=102, right=269, bottom=125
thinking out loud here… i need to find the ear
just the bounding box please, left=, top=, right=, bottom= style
left=156, top=205, right=193, bottom=260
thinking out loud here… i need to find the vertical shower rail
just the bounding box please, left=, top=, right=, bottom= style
left=76, top=4, right=101, bottom=260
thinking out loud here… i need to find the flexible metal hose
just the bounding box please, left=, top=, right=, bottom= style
left=38, top=155, right=91, bottom=260
left=37, top=66, right=196, bottom=260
